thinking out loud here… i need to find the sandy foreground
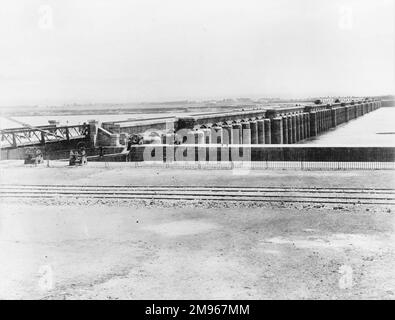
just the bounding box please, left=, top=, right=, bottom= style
left=0, top=162, right=395, bottom=299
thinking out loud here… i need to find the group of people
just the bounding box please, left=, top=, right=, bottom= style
left=69, top=147, right=87, bottom=166
left=24, top=148, right=44, bottom=165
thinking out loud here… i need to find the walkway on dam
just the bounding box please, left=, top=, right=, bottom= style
left=304, top=107, right=395, bottom=146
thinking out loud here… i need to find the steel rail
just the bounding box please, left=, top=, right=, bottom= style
left=1, top=185, right=395, bottom=205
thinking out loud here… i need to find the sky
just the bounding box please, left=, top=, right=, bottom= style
left=0, top=0, right=394, bottom=106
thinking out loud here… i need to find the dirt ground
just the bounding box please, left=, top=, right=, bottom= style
left=0, top=163, right=394, bottom=299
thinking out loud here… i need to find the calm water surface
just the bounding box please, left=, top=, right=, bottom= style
left=302, top=107, right=395, bottom=146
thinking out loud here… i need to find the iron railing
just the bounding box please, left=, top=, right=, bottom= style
left=0, top=124, right=89, bottom=148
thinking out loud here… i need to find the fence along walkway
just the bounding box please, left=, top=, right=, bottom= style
left=129, top=160, right=395, bottom=170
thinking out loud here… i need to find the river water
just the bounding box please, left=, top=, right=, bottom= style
left=302, top=107, right=395, bottom=146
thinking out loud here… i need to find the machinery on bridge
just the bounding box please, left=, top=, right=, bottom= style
left=127, top=131, right=162, bottom=149
left=126, top=130, right=183, bottom=150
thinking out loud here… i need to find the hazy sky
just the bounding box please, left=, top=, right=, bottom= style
left=0, top=0, right=394, bottom=106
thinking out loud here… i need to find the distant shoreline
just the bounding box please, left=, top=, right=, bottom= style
left=0, top=101, right=312, bottom=117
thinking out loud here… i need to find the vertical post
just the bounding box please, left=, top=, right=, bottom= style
left=65, top=127, right=70, bottom=141
left=345, top=106, right=350, bottom=122
left=257, top=120, right=265, bottom=144
left=292, top=114, right=297, bottom=142
left=318, top=110, right=323, bottom=132
left=295, top=114, right=300, bottom=142
left=241, top=122, right=251, bottom=144
left=264, top=119, right=271, bottom=144
left=40, top=131, right=46, bottom=145
left=271, top=117, right=283, bottom=144
left=88, top=120, right=99, bottom=147
left=331, top=108, right=337, bottom=127
left=287, top=115, right=293, bottom=144
left=305, top=113, right=310, bottom=138
left=222, top=125, right=231, bottom=144
left=325, top=110, right=329, bottom=130
left=202, top=128, right=211, bottom=144
left=310, top=112, right=317, bottom=137
left=282, top=116, right=288, bottom=144
left=12, top=133, right=17, bottom=147
left=232, top=123, right=242, bottom=144
left=299, top=113, right=305, bottom=140
left=303, top=113, right=309, bottom=139
left=250, top=121, right=258, bottom=144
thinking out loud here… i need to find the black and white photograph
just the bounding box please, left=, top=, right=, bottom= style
left=0, top=0, right=394, bottom=304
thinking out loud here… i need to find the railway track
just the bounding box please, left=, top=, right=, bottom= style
left=1, top=184, right=395, bottom=205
